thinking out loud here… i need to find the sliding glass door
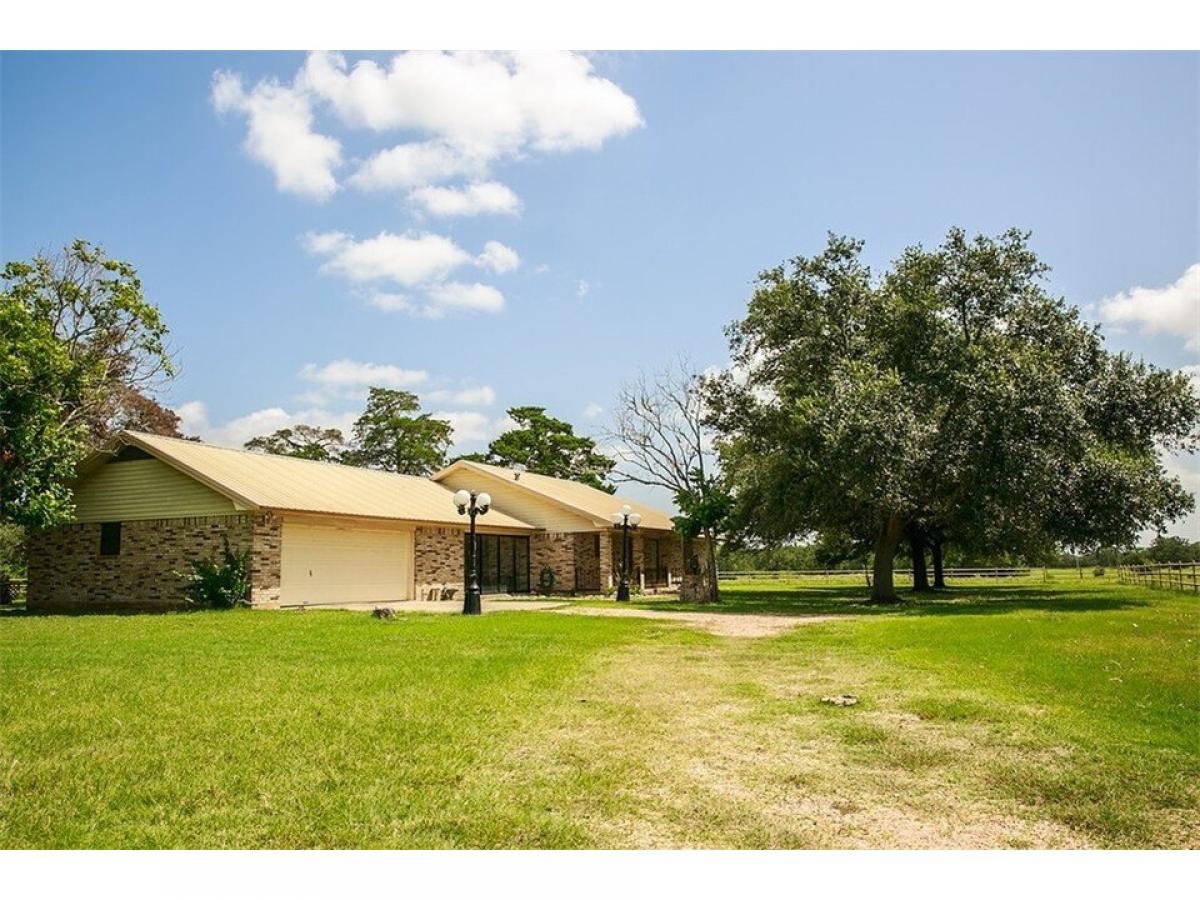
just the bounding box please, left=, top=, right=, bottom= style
left=465, top=534, right=531, bottom=594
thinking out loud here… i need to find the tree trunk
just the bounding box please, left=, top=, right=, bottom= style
left=909, top=525, right=931, bottom=592
left=871, top=514, right=906, bottom=604
left=930, top=539, right=946, bottom=589
left=703, top=528, right=720, bottom=603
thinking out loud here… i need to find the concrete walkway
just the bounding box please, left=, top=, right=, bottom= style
left=297, top=599, right=568, bottom=614
left=322, top=598, right=831, bottom=638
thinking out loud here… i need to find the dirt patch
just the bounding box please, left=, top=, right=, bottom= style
left=495, top=637, right=1091, bottom=848
left=552, top=604, right=836, bottom=637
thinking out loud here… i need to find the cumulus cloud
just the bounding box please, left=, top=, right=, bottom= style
left=425, top=385, right=497, bottom=407
left=1099, top=264, right=1200, bottom=352
left=410, top=181, right=520, bottom=217
left=423, top=282, right=505, bottom=317
left=576, top=279, right=590, bottom=299
left=173, top=400, right=358, bottom=449
left=347, top=140, right=485, bottom=192
left=430, top=410, right=494, bottom=443
left=211, top=71, right=342, bottom=201
left=303, top=230, right=514, bottom=318
left=300, top=359, right=428, bottom=390
left=303, top=230, right=472, bottom=287
left=477, top=240, right=520, bottom=274
left=215, top=51, right=640, bottom=204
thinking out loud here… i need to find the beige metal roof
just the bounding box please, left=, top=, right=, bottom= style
left=110, top=432, right=537, bottom=529
left=433, top=459, right=677, bottom=531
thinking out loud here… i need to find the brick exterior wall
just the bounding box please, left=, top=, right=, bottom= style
left=26, top=511, right=685, bottom=610
left=598, top=530, right=614, bottom=590
left=531, top=532, right=576, bottom=594
left=414, top=526, right=465, bottom=600
left=249, top=514, right=282, bottom=608
left=27, top=514, right=259, bottom=612
left=573, top=532, right=602, bottom=592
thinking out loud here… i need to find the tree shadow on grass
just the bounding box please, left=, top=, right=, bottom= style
left=624, top=581, right=1152, bottom=619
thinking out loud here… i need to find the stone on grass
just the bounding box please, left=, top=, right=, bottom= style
left=821, top=694, right=859, bottom=707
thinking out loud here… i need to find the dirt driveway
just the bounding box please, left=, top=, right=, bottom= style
left=550, top=604, right=837, bottom=637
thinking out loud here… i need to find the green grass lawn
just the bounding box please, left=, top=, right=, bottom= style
left=1, top=576, right=1196, bottom=848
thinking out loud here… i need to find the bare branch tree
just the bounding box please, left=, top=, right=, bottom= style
left=604, top=357, right=724, bottom=602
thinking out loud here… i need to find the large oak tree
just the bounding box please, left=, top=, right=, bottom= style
left=707, top=229, right=1198, bottom=602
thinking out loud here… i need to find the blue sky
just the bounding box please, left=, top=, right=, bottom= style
left=2, top=51, right=1197, bottom=526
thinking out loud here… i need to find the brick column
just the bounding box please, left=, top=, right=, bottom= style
left=531, top=532, right=576, bottom=594
left=599, top=529, right=614, bottom=589
left=250, top=513, right=282, bottom=608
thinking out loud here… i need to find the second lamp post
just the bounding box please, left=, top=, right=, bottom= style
left=453, top=489, right=491, bottom=615
left=610, top=504, right=641, bottom=602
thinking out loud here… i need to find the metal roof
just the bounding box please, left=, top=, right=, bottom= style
left=433, top=459, right=677, bottom=531
left=105, top=432, right=537, bottom=529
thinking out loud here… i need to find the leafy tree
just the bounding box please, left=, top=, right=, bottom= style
left=707, top=229, right=1199, bottom=602
left=1, top=241, right=174, bottom=527
left=347, top=388, right=453, bottom=476
left=476, top=406, right=615, bottom=492
left=245, top=425, right=346, bottom=462
left=1144, top=534, right=1200, bottom=563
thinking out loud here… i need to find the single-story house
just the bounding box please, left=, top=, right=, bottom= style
left=27, top=431, right=688, bottom=612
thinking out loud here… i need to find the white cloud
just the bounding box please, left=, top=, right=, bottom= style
left=423, top=282, right=505, bottom=317
left=1162, top=450, right=1200, bottom=541
left=367, top=293, right=412, bottom=313
left=172, top=401, right=357, bottom=449
left=584, top=402, right=603, bottom=419
left=300, top=359, right=427, bottom=390
left=216, top=51, right=641, bottom=202
left=368, top=283, right=506, bottom=319
left=348, top=140, right=484, bottom=191
left=304, top=231, right=515, bottom=319
left=300, top=50, right=641, bottom=152
left=477, top=240, right=520, bottom=274
left=410, top=181, right=520, bottom=217
left=1099, top=263, right=1200, bottom=352
left=425, top=386, right=497, bottom=407
left=576, top=279, right=590, bottom=298
left=211, top=71, right=341, bottom=201
left=304, top=230, right=472, bottom=287
left=431, top=410, right=494, bottom=443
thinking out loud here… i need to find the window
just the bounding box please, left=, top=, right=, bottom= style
left=99, top=522, right=122, bottom=556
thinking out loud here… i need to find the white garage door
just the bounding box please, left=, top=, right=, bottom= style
left=280, top=522, right=414, bottom=607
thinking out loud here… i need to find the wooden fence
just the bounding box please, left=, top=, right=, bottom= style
left=718, top=566, right=1033, bottom=583
left=1117, top=562, right=1200, bottom=594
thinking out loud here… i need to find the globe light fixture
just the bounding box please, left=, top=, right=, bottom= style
left=452, top=489, right=490, bottom=614
left=611, top=505, right=641, bottom=602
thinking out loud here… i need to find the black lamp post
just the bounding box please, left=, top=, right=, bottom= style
left=453, top=488, right=491, bottom=615
left=609, top=504, right=642, bottom=602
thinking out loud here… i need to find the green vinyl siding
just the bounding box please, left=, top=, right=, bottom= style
left=72, top=458, right=238, bottom=522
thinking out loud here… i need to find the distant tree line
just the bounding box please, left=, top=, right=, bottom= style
left=244, top=400, right=614, bottom=488
left=717, top=533, right=1200, bottom=573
